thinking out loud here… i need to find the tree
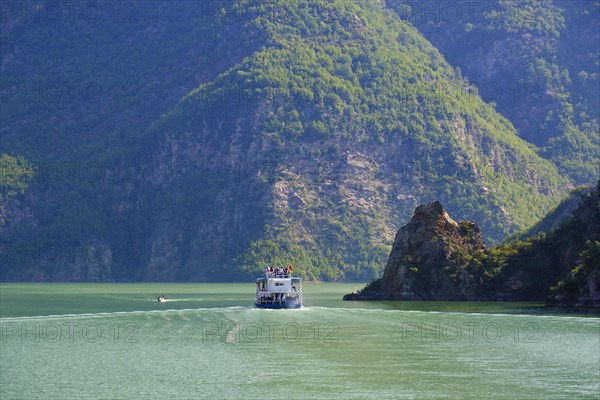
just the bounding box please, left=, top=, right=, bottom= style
left=0, top=154, right=34, bottom=225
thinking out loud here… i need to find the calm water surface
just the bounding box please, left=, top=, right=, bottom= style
left=1, top=283, right=598, bottom=399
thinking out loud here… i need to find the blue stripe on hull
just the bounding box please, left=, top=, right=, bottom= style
left=255, top=303, right=302, bottom=309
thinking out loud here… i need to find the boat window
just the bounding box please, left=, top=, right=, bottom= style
left=275, top=282, right=284, bottom=286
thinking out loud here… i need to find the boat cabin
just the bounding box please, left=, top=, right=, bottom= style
left=255, top=273, right=302, bottom=309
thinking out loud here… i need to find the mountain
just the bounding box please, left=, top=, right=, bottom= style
left=389, top=0, right=600, bottom=185
left=348, top=201, right=487, bottom=300
left=1, top=0, right=570, bottom=282
left=345, top=181, right=600, bottom=306
left=513, top=184, right=595, bottom=240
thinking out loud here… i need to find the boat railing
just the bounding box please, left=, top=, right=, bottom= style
left=257, top=287, right=301, bottom=293
left=266, top=272, right=292, bottom=278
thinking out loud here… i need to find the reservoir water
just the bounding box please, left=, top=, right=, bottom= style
left=1, top=283, right=598, bottom=399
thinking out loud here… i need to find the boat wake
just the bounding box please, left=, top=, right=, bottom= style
left=0, top=306, right=256, bottom=322
left=298, top=306, right=600, bottom=321
left=152, top=298, right=201, bottom=302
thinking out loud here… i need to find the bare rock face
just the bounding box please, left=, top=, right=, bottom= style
left=345, top=201, right=485, bottom=300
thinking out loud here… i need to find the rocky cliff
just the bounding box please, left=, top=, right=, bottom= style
left=345, top=182, right=600, bottom=306
left=345, top=201, right=486, bottom=300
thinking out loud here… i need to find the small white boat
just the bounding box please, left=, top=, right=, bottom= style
left=255, top=266, right=302, bottom=309
left=158, top=294, right=167, bottom=302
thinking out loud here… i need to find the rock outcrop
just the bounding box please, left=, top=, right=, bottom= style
left=345, top=182, right=600, bottom=306
left=344, top=201, right=485, bottom=300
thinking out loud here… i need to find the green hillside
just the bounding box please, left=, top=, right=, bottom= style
left=1, top=0, right=570, bottom=282
left=390, top=0, right=600, bottom=184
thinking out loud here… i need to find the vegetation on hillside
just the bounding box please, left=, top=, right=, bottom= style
left=390, top=0, right=600, bottom=184
left=0, top=154, right=34, bottom=226
left=0, top=0, right=576, bottom=282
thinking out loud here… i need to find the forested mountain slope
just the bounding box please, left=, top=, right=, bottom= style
left=1, top=0, right=569, bottom=282
left=390, top=0, right=599, bottom=184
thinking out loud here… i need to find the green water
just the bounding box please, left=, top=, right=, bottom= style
left=1, top=284, right=599, bottom=399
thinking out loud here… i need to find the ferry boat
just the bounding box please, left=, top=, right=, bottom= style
left=255, top=266, right=302, bottom=309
